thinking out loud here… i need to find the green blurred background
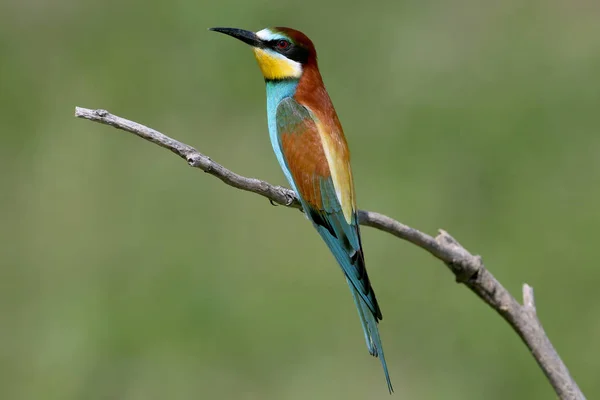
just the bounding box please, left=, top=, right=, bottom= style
left=1, top=0, right=599, bottom=398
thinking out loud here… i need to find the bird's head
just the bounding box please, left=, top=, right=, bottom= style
left=210, top=27, right=317, bottom=81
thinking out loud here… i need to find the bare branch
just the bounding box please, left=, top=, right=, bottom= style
left=523, top=284, right=536, bottom=310
left=74, top=106, right=585, bottom=400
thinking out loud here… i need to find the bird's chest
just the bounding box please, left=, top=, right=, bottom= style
left=264, top=81, right=300, bottom=192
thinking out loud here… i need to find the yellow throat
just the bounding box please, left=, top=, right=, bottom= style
left=252, top=48, right=302, bottom=80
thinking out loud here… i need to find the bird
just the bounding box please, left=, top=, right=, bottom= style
left=210, top=26, right=393, bottom=393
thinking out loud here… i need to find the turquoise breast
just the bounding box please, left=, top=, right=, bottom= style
left=265, top=79, right=300, bottom=193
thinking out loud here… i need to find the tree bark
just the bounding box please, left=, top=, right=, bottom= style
left=74, top=106, right=586, bottom=400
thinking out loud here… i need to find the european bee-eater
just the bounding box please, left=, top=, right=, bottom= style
left=211, top=26, right=393, bottom=392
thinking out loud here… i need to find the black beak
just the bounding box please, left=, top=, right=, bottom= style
left=209, top=27, right=263, bottom=48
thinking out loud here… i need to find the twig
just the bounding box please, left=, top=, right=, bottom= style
left=74, top=106, right=585, bottom=400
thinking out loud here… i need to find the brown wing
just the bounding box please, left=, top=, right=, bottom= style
left=275, top=97, right=382, bottom=319
left=276, top=97, right=331, bottom=211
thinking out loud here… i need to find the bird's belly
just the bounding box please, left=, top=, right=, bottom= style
left=267, top=113, right=298, bottom=194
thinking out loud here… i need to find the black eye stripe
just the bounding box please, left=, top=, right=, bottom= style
left=266, top=39, right=309, bottom=64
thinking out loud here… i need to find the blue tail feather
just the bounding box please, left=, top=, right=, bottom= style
left=347, top=278, right=394, bottom=394
left=312, top=222, right=393, bottom=393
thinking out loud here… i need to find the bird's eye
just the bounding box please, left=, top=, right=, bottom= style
left=276, top=40, right=290, bottom=50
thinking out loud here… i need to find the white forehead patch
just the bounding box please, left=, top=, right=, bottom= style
left=256, top=28, right=287, bottom=41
